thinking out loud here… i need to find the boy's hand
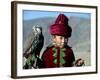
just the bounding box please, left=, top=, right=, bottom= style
left=74, top=58, right=85, bottom=66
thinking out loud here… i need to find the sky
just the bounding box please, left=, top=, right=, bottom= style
left=23, top=10, right=91, bottom=21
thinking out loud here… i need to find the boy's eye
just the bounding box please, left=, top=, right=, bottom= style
left=60, top=37, right=62, bottom=39
left=60, top=37, right=63, bottom=39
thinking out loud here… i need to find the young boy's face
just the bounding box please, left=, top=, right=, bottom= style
left=52, top=35, right=65, bottom=48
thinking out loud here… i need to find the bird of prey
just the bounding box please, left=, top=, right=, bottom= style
left=23, top=25, right=44, bottom=69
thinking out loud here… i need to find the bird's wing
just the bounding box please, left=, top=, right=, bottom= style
left=23, top=31, right=37, bottom=54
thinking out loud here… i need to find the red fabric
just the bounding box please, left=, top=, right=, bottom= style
left=42, top=46, right=75, bottom=68
left=50, top=24, right=69, bottom=37
left=50, top=14, right=71, bottom=37
left=55, top=14, right=68, bottom=25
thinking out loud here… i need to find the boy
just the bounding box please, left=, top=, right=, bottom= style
left=41, top=14, right=84, bottom=68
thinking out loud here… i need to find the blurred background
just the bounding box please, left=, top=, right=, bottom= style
left=23, top=10, right=91, bottom=66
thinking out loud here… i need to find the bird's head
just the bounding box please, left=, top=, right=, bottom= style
left=32, top=25, right=42, bottom=35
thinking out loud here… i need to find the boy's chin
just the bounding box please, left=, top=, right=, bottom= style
left=54, top=44, right=64, bottom=48
left=60, top=46, right=64, bottom=48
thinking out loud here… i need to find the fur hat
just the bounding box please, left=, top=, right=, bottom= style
left=50, top=14, right=72, bottom=38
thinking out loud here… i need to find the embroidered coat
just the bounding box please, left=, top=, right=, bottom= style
left=42, top=45, right=75, bottom=68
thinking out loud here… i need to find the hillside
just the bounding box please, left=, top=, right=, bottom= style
left=23, top=16, right=91, bottom=66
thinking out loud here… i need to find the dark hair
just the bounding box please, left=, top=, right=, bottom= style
left=66, top=25, right=72, bottom=38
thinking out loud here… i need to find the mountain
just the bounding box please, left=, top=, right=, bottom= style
left=23, top=16, right=91, bottom=66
